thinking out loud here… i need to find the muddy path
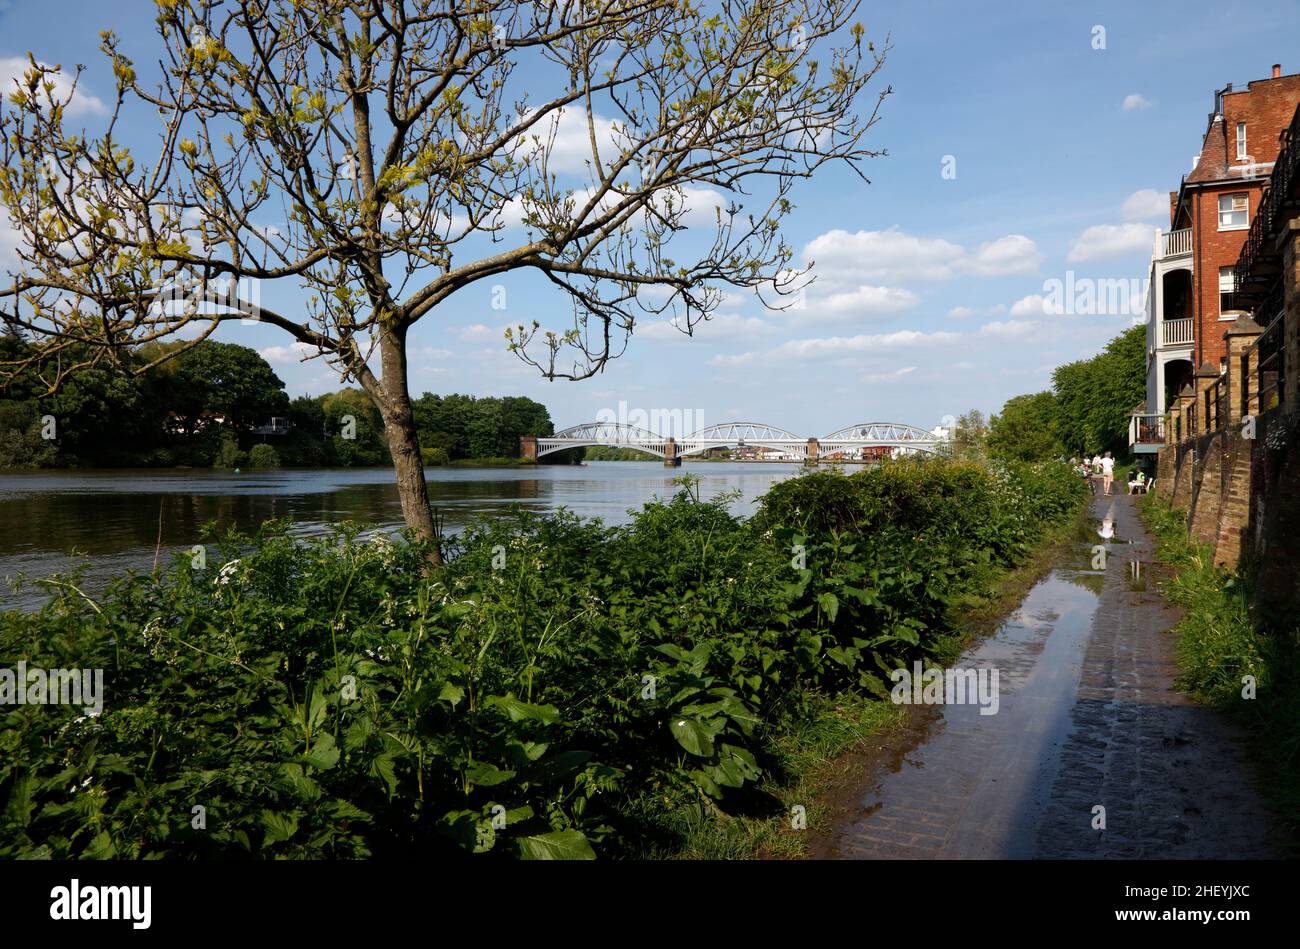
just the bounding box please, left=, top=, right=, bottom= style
left=809, top=493, right=1277, bottom=859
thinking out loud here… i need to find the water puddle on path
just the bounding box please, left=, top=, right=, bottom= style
left=811, top=528, right=1109, bottom=859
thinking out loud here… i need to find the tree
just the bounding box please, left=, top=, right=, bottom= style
left=0, top=0, right=888, bottom=562
left=153, top=340, right=288, bottom=435
left=1049, top=325, right=1145, bottom=456
left=988, top=391, right=1063, bottom=462
left=953, top=408, right=987, bottom=458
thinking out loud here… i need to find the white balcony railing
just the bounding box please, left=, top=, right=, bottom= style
left=1160, top=228, right=1193, bottom=257
left=1160, top=317, right=1194, bottom=346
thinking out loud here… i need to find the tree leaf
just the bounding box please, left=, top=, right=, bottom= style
left=486, top=694, right=560, bottom=724
left=260, top=811, right=298, bottom=845
left=516, top=829, right=596, bottom=860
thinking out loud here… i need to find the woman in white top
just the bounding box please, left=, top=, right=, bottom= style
left=1100, top=453, right=1115, bottom=495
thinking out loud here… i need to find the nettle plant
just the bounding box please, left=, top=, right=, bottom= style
left=0, top=0, right=889, bottom=560
left=0, top=458, right=1085, bottom=858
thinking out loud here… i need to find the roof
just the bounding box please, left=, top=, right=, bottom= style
left=1186, top=72, right=1300, bottom=184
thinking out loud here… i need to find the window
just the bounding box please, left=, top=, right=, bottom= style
left=1219, top=266, right=1238, bottom=316
left=1236, top=122, right=1247, bottom=160
left=1219, top=192, right=1248, bottom=229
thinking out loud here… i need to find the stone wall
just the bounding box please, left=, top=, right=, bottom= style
left=1160, top=407, right=1300, bottom=624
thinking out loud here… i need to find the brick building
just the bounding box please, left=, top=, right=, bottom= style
left=1144, top=66, right=1300, bottom=420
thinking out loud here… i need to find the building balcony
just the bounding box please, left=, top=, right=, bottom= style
left=1156, top=227, right=1193, bottom=260
left=1128, top=413, right=1166, bottom=454
left=1157, top=317, right=1194, bottom=347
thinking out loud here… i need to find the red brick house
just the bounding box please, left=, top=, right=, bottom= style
left=1175, top=67, right=1300, bottom=373
left=1141, top=66, right=1300, bottom=443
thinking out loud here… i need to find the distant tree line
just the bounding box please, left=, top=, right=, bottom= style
left=985, top=325, right=1146, bottom=462
left=0, top=338, right=552, bottom=469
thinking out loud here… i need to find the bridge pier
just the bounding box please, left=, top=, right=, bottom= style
left=804, top=437, right=819, bottom=465
left=519, top=435, right=538, bottom=461
left=663, top=437, right=681, bottom=467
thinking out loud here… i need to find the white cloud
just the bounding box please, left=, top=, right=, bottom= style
left=801, top=228, right=1040, bottom=288
left=0, top=58, right=106, bottom=116
left=522, top=107, right=626, bottom=176
left=412, top=346, right=454, bottom=360
left=640, top=312, right=772, bottom=341
left=707, top=352, right=756, bottom=367
left=948, top=306, right=978, bottom=318
left=773, top=329, right=961, bottom=359
left=979, top=320, right=1039, bottom=338
left=1122, top=94, right=1154, bottom=112
left=1121, top=188, right=1168, bottom=222
left=455, top=323, right=507, bottom=342
left=803, top=228, right=965, bottom=283
left=962, top=235, right=1042, bottom=276
left=1010, top=294, right=1051, bottom=317
left=260, top=342, right=317, bottom=364
left=863, top=366, right=917, bottom=383
left=815, top=284, right=919, bottom=319
left=1066, top=223, right=1155, bottom=263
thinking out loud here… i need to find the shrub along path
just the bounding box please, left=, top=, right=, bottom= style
left=811, top=493, right=1276, bottom=859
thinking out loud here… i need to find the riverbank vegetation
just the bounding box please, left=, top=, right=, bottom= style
left=1140, top=494, right=1300, bottom=843
left=1, top=456, right=1084, bottom=859
left=0, top=339, right=551, bottom=470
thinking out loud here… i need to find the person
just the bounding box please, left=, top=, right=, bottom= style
left=1100, top=451, right=1115, bottom=495
left=1128, top=469, right=1146, bottom=494
left=1091, top=453, right=1102, bottom=474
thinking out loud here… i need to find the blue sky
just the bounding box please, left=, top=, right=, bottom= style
left=3, top=0, right=1298, bottom=437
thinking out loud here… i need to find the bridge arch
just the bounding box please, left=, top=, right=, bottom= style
left=536, top=421, right=667, bottom=458
left=678, top=420, right=805, bottom=457
left=820, top=422, right=938, bottom=443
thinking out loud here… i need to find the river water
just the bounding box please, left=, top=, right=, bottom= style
left=0, top=462, right=799, bottom=609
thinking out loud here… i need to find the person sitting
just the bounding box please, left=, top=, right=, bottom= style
left=1128, top=470, right=1147, bottom=494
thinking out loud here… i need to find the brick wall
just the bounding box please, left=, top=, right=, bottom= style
left=1191, top=184, right=1256, bottom=370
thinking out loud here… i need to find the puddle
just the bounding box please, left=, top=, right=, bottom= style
left=811, top=561, right=1102, bottom=859
left=1126, top=559, right=1150, bottom=592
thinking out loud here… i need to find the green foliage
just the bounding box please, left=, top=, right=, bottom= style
left=1, top=457, right=1084, bottom=859
left=1140, top=495, right=1269, bottom=701
left=1140, top=494, right=1300, bottom=842
left=1050, top=325, right=1146, bottom=457
left=216, top=434, right=247, bottom=469
left=412, top=393, right=552, bottom=461
left=988, top=391, right=1065, bottom=462
left=247, top=444, right=281, bottom=469
left=321, top=389, right=387, bottom=467
left=0, top=339, right=286, bottom=469
left=0, top=337, right=553, bottom=470
left=583, top=446, right=657, bottom=461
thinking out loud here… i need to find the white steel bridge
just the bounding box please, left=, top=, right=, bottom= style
left=525, top=421, right=947, bottom=465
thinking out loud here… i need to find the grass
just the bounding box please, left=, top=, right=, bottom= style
left=1139, top=493, right=1300, bottom=850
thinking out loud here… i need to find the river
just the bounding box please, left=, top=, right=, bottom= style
left=0, top=461, right=800, bottom=610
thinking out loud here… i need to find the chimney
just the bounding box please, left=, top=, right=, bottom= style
left=1273, top=64, right=1282, bottom=79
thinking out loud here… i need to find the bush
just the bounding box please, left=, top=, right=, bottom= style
left=0, top=458, right=1085, bottom=859
left=420, top=446, right=449, bottom=466
left=216, top=434, right=246, bottom=469
left=247, top=443, right=281, bottom=469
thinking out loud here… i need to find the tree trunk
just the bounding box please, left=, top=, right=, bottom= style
left=374, top=325, right=442, bottom=566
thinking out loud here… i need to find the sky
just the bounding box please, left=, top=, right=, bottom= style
left=3, top=0, right=1299, bottom=439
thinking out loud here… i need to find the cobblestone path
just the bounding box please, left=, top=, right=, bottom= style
left=812, top=494, right=1276, bottom=859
